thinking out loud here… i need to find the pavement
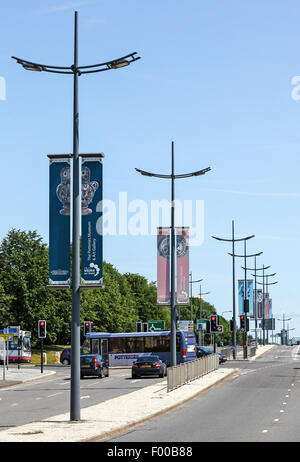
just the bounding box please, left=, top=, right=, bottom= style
left=0, top=345, right=275, bottom=442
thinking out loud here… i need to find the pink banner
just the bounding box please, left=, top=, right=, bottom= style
left=157, top=227, right=170, bottom=305
left=176, top=227, right=189, bottom=305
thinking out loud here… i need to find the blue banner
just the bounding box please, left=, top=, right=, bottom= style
left=49, top=158, right=71, bottom=285
left=81, top=157, right=103, bottom=285
left=238, top=280, right=254, bottom=317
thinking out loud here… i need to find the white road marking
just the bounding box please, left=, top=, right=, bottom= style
left=274, top=419, right=279, bottom=422
left=47, top=392, right=63, bottom=398
left=80, top=395, right=90, bottom=400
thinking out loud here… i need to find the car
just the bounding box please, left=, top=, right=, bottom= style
left=196, top=346, right=227, bottom=364
left=60, top=347, right=89, bottom=365
left=132, top=355, right=167, bottom=379
left=80, top=354, right=109, bottom=379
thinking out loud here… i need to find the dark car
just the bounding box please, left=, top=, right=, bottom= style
left=80, top=354, right=109, bottom=379
left=196, top=346, right=227, bottom=364
left=60, top=347, right=89, bottom=365
left=132, top=355, right=167, bottom=379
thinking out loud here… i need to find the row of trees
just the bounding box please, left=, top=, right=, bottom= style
left=0, top=228, right=240, bottom=346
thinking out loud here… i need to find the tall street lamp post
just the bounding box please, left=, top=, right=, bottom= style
left=189, top=273, right=203, bottom=321
left=212, top=220, right=254, bottom=359
left=277, top=313, right=292, bottom=345
left=12, top=11, right=140, bottom=421
left=255, top=270, right=278, bottom=345
left=136, top=141, right=211, bottom=366
left=241, top=259, right=268, bottom=346
left=228, top=246, right=262, bottom=359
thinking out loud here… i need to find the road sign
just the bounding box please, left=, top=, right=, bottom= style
left=177, top=320, right=194, bottom=331
left=0, top=334, right=13, bottom=342
left=197, top=319, right=208, bottom=331
left=148, top=320, right=165, bottom=332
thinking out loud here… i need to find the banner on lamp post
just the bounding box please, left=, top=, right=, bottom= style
left=48, top=156, right=71, bottom=286
left=176, top=227, right=189, bottom=305
left=238, top=280, right=254, bottom=317
left=264, top=293, right=270, bottom=319
left=256, top=289, right=263, bottom=319
left=81, top=156, right=103, bottom=285
left=157, top=227, right=170, bottom=305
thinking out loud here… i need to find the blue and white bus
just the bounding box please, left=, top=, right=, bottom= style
left=86, top=330, right=197, bottom=366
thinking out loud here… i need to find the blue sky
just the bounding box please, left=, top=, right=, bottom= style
left=1, top=0, right=300, bottom=338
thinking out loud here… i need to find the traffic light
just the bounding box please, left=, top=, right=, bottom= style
left=210, top=314, right=218, bottom=333
left=38, top=320, right=46, bottom=338
left=230, top=319, right=235, bottom=332
left=83, top=321, right=92, bottom=336
left=240, top=315, right=245, bottom=331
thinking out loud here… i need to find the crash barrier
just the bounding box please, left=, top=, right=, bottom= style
left=218, top=346, right=257, bottom=359
left=249, top=346, right=257, bottom=357
left=167, top=354, right=219, bottom=392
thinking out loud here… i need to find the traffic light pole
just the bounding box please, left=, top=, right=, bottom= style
left=41, top=338, right=44, bottom=374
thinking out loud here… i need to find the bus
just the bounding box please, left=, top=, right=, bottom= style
left=0, top=327, right=31, bottom=364
left=86, top=330, right=197, bottom=366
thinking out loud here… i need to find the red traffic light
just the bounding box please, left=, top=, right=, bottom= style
left=38, top=320, right=46, bottom=338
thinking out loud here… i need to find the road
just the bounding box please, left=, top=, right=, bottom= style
left=0, top=366, right=164, bottom=430
left=102, top=345, right=300, bottom=442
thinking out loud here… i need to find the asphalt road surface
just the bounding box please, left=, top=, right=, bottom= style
left=0, top=366, right=164, bottom=430
left=103, top=345, right=300, bottom=442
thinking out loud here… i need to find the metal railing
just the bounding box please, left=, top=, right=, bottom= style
left=167, top=354, right=219, bottom=392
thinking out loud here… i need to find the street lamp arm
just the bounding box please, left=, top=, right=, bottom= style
left=256, top=280, right=278, bottom=285
left=212, top=234, right=255, bottom=242
left=255, top=272, right=276, bottom=278
left=12, top=52, right=141, bottom=75
left=135, top=167, right=211, bottom=179
left=228, top=251, right=262, bottom=258
left=77, top=52, right=140, bottom=69
left=11, top=55, right=72, bottom=70
left=241, top=265, right=270, bottom=271
left=175, top=167, right=211, bottom=178
left=135, top=168, right=171, bottom=178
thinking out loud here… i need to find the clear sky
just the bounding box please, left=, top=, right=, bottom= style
left=1, top=0, right=300, bottom=338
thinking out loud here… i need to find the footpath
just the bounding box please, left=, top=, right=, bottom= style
left=0, top=345, right=275, bottom=442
